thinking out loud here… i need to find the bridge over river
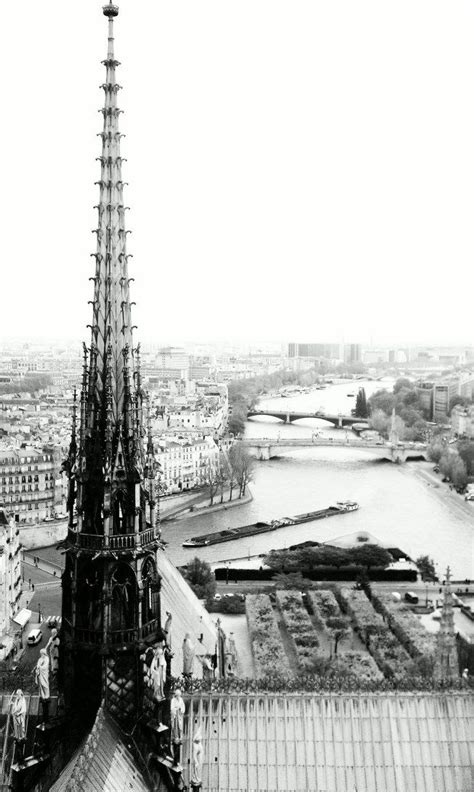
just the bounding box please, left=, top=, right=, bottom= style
left=241, top=437, right=428, bottom=463
left=247, top=408, right=364, bottom=428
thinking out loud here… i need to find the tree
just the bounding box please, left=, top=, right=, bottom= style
left=229, top=443, right=254, bottom=498
left=227, top=410, right=246, bottom=436
left=368, top=389, right=395, bottom=417
left=415, top=555, right=436, bottom=581
left=457, top=441, right=474, bottom=475
left=451, top=456, right=468, bottom=489
left=351, top=544, right=392, bottom=569
left=354, top=388, right=369, bottom=418
left=355, top=569, right=372, bottom=598
left=427, top=441, right=444, bottom=463
left=449, top=395, right=472, bottom=414
left=369, top=409, right=390, bottom=437
left=326, top=616, right=350, bottom=657
left=393, top=378, right=412, bottom=394
left=215, top=451, right=229, bottom=504
left=204, top=462, right=219, bottom=507
left=183, top=557, right=217, bottom=603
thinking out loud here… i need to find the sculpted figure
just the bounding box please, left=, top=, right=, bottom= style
left=150, top=642, right=166, bottom=700
left=190, top=726, right=203, bottom=788
left=11, top=689, right=27, bottom=741
left=170, top=687, right=185, bottom=766
left=46, top=628, right=60, bottom=674
left=182, top=633, right=195, bottom=677
left=35, top=649, right=50, bottom=700
left=163, top=611, right=172, bottom=647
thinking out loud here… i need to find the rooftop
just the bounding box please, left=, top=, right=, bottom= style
left=181, top=691, right=474, bottom=792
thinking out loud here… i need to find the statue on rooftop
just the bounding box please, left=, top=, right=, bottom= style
left=163, top=610, right=172, bottom=647
left=190, top=725, right=203, bottom=790
left=46, top=627, right=60, bottom=675
left=182, top=633, right=195, bottom=677
left=150, top=641, right=166, bottom=700
left=35, top=648, right=50, bottom=722
left=170, top=687, right=185, bottom=768
left=11, top=689, right=27, bottom=741
left=35, top=649, right=50, bottom=700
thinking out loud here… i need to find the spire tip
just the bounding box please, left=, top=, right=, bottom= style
left=103, top=3, right=119, bottom=18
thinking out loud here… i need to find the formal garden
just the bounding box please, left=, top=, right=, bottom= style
left=244, top=585, right=440, bottom=685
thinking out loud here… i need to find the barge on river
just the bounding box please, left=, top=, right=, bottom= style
left=182, top=501, right=359, bottom=548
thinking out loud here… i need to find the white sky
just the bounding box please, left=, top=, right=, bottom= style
left=1, top=1, right=474, bottom=348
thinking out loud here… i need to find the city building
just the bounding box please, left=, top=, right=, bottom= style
left=450, top=405, right=474, bottom=438
left=0, top=509, right=22, bottom=638
left=0, top=447, right=59, bottom=523
left=155, top=435, right=219, bottom=493
left=415, top=372, right=474, bottom=421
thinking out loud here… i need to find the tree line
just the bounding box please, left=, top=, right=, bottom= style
left=205, top=443, right=255, bottom=506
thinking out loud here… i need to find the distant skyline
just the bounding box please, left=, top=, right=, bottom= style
left=1, top=2, right=474, bottom=345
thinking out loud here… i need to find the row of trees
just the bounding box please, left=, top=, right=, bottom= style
left=263, top=544, right=393, bottom=574
left=0, top=375, right=52, bottom=395
left=205, top=443, right=255, bottom=506
left=427, top=438, right=474, bottom=489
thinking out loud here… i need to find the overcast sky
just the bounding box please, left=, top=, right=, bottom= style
left=1, top=1, right=474, bottom=348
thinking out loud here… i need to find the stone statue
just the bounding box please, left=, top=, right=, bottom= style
left=202, top=656, right=213, bottom=683
left=182, top=633, right=195, bottom=677
left=35, top=649, right=50, bottom=722
left=224, top=632, right=237, bottom=677
left=170, top=688, right=185, bottom=767
left=163, top=611, right=172, bottom=647
left=35, top=649, right=50, bottom=700
left=190, top=725, right=203, bottom=789
left=10, top=689, right=27, bottom=742
left=46, top=628, right=60, bottom=675
left=150, top=642, right=166, bottom=700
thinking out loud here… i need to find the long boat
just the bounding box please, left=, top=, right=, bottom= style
left=182, top=501, right=359, bottom=547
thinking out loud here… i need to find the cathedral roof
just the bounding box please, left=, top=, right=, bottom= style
left=181, top=691, right=474, bottom=792
left=50, top=706, right=150, bottom=792
left=158, top=549, right=218, bottom=677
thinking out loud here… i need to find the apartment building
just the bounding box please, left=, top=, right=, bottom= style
left=0, top=509, right=22, bottom=635
left=0, top=447, right=58, bottom=523
left=155, top=435, right=219, bottom=494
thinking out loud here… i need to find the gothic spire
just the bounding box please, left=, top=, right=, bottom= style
left=90, top=1, right=134, bottom=426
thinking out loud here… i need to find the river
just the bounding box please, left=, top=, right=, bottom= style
left=161, top=380, right=474, bottom=580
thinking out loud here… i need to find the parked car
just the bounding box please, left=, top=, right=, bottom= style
left=433, top=466, right=440, bottom=473
left=465, top=493, right=474, bottom=501
left=27, top=628, right=42, bottom=646
left=404, top=591, right=419, bottom=604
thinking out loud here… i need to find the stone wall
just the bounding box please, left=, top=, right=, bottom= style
left=19, top=520, right=68, bottom=550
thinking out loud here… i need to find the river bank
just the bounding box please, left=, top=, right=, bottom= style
left=168, top=488, right=253, bottom=521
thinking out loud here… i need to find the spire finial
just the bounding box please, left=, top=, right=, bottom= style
left=103, top=2, right=119, bottom=18
left=103, top=3, right=119, bottom=60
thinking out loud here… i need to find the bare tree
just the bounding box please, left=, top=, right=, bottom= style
left=228, top=443, right=255, bottom=498
left=215, top=450, right=230, bottom=504
left=205, top=461, right=219, bottom=507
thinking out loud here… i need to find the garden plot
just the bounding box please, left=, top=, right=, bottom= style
left=307, top=589, right=382, bottom=681
left=275, top=590, right=320, bottom=670
left=245, top=593, right=292, bottom=678
left=371, top=591, right=437, bottom=663
left=340, top=588, right=420, bottom=679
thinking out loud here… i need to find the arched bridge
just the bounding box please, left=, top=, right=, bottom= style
left=241, top=437, right=427, bottom=463
left=247, top=409, right=362, bottom=428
